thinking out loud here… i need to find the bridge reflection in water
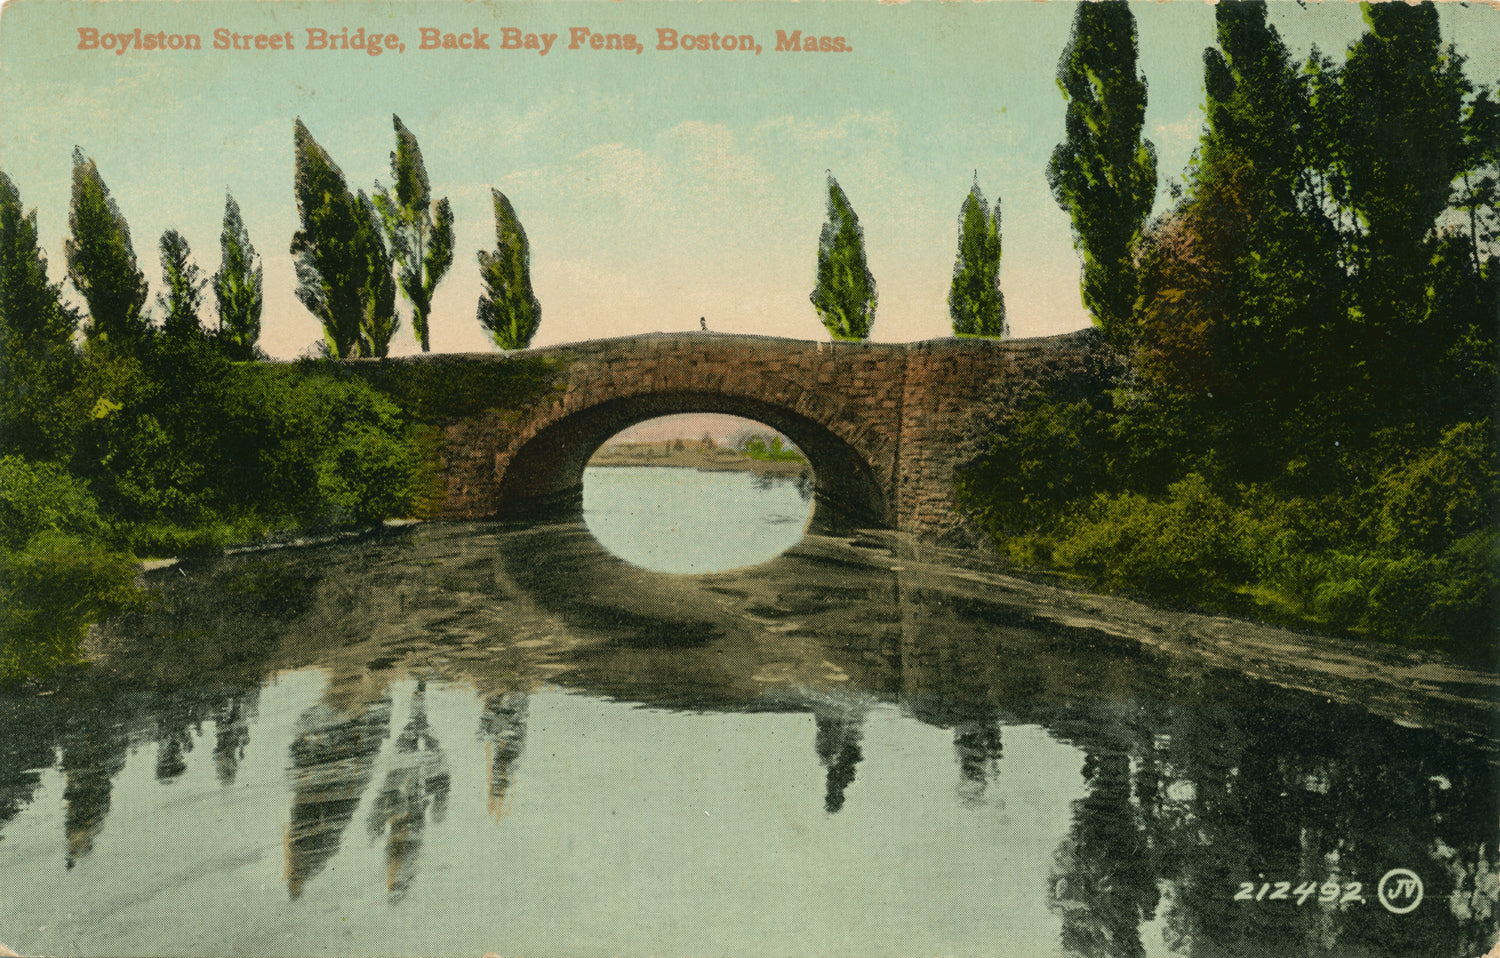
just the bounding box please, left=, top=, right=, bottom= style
left=0, top=522, right=1494, bottom=958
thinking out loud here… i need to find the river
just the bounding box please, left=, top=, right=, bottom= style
left=0, top=468, right=1495, bottom=958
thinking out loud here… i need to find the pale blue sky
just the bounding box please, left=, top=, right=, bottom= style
left=0, top=0, right=1495, bottom=357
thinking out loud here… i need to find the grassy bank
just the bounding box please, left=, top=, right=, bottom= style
left=957, top=390, right=1498, bottom=665
left=590, top=439, right=810, bottom=476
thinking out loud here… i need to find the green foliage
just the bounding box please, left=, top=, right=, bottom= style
left=316, top=418, right=419, bottom=527
left=0, top=456, right=107, bottom=550
left=948, top=182, right=1006, bottom=338
left=330, top=353, right=565, bottom=423
left=373, top=115, right=455, bottom=353
left=1136, top=2, right=1340, bottom=410
left=66, top=148, right=149, bottom=349
left=1374, top=420, right=1496, bottom=554
left=0, top=531, right=142, bottom=685
left=0, top=171, right=81, bottom=462
left=290, top=120, right=397, bottom=359
left=739, top=434, right=805, bottom=463
left=1046, top=0, right=1157, bottom=344
left=156, top=229, right=206, bottom=340
left=0, top=172, right=76, bottom=349
left=209, top=364, right=420, bottom=530
left=0, top=456, right=140, bottom=685
left=357, top=191, right=399, bottom=358
left=213, top=193, right=263, bottom=361
left=1328, top=2, right=1470, bottom=412
left=957, top=397, right=1111, bottom=537
left=1054, top=474, right=1252, bottom=604
left=810, top=174, right=876, bottom=341
left=1453, top=86, right=1499, bottom=265
left=476, top=189, right=542, bottom=350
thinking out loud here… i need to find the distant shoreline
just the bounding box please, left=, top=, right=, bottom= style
left=588, top=442, right=810, bottom=477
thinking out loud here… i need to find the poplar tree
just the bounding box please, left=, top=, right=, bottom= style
left=373, top=115, right=454, bottom=353
left=0, top=171, right=79, bottom=461
left=1047, top=0, right=1157, bottom=345
left=358, top=190, right=399, bottom=358
left=156, top=229, right=206, bottom=340
left=66, top=148, right=149, bottom=348
left=0, top=172, right=75, bottom=351
left=212, top=193, right=263, bottom=361
left=1337, top=4, right=1467, bottom=323
left=476, top=189, right=541, bottom=350
left=1332, top=2, right=1469, bottom=418
left=949, top=181, right=1006, bottom=338
left=810, top=174, right=876, bottom=341
left=290, top=120, right=395, bottom=359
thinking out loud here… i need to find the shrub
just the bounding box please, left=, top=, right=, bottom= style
left=1375, top=420, right=1497, bottom=554
left=0, top=455, right=107, bottom=549
left=1055, top=473, right=1251, bottom=603
left=957, top=397, right=1111, bottom=536
left=0, top=531, right=142, bottom=685
left=315, top=420, right=419, bottom=526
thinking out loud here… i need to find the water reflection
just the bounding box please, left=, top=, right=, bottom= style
left=582, top=466, right=815, bottom=574
left=809, top=693, right=869, bottom=814
left=60, top=709, right=130, bottom=868
left=367, top=681, right=451, bottom=902
left=285, top=689, right=392, bottom=899
left=0, top=522, right=1493, bottom=957
left=477, top=691, right=528, bottom=820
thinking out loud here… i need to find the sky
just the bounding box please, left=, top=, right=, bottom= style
left=0, top=0, right=1497, bottom=360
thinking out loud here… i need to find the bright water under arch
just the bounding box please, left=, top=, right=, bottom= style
left=581, top=413, right=816, bottom=573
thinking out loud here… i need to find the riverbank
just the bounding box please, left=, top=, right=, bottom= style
left=856, top=529, right=1500, bottom=746
left=589, top=441, right=811, bottom=477
left=97, top=519, right=1499, bottom=746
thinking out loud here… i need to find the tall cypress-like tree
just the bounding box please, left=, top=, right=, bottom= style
left=1332, top=2, right=1469, bottom=416
left=1, top=173, right=74, bottom=350
left=0, top=171, right=80, bottom=461
left=373, top=116, right=454, bottom=353
left=948, top=181, right=1006, bottom=338
left=156, top=229, right=206, bottom=340
left=357, top=190, right=399, bottom=358
left=213, top=193, right=263, bottom=361
left=810, top=174, right=876, bottom=341
left=1047, top=1, right=1157, bottom=345
left=476, top=189, right=541, bottom=350
left=66, top=148, right=149, bottom=349
left=290, top=120, right=395, bottom=359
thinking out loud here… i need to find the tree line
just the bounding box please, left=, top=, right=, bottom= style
left=960, top=0, right=1498, bottom=656
left=293, top=117, right=542, bottom=357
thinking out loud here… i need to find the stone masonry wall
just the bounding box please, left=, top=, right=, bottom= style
left=427, top=330, right=1103, bottom=538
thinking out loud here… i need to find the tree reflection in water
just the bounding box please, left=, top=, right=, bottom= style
left=0, top=522, right=1492, bottom=957
left=477, top=691, right=528, bottom=820
left=59, top=706, right=130, bottom=869
left=813, top=706, right=865, bottom=814
left=284, top=690, right=392, bottom=899
left=367, top=680, right=451, bottom=902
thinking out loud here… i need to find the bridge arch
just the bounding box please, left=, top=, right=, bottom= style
left=493, top=387, right=890, bottom=530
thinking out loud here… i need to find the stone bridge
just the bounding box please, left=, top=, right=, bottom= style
left=430, top=330, right=1104, bottom=539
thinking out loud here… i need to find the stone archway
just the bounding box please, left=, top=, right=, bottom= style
left=493, top=390, right=890, bottom=530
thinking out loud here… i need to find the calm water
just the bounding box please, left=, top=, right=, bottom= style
left=0, top=472, right=1496, bottom=958
left=582, top=465, right=813, bottom=572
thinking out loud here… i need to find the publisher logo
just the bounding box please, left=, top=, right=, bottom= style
left=1377, top=869, right=1424, bottom=914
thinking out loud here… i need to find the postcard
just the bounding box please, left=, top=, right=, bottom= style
left=0, top=1, right=1496, bottom=956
